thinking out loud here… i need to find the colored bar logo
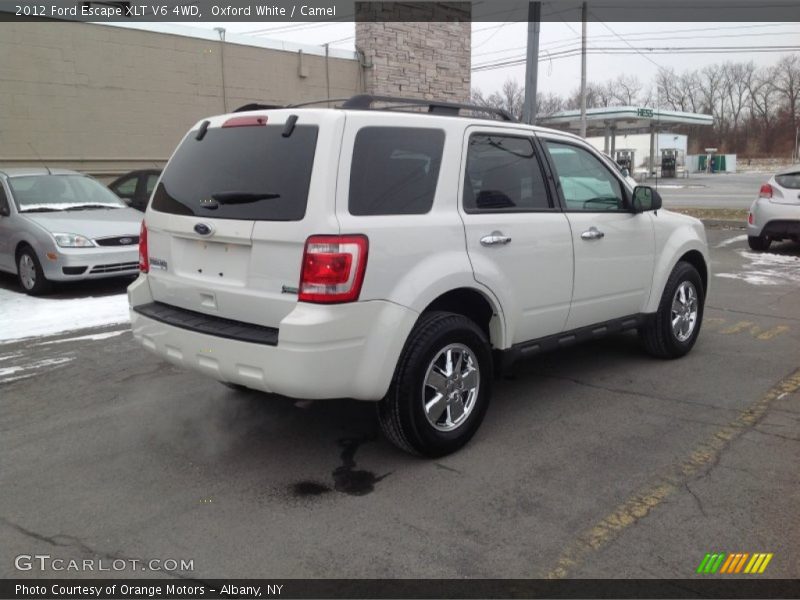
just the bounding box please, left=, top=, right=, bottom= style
left=696, top=552, right=773, bottom=574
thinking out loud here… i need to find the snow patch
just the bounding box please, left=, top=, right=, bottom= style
left=715, top=234, right=747, bottom=248
left=0, top=287, right=130, bottom=343
left=0, top=356, right=75, bottom=383
left=715, top=249, right=800, bottom=286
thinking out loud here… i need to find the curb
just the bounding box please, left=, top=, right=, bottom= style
left=700, top=219, right=746, bottom=230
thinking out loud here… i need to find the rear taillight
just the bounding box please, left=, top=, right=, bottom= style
left=748, top=212, right=754, bottom=225
left=299, top=235, right=368, bottom=304
left=138, top=221, right=149, bottom=273
left=759, top=183, right=773, bottom=199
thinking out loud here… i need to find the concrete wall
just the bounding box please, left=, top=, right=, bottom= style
left=0, top=22, right=361, bottom=179
left=355, top=4, right=471, bottom=102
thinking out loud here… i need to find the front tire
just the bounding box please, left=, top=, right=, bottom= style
left=17, top=246, right=52, bottom=296
left=377, top=311, right=492, bottom=457
left=748, top=235, right=771, bottom=251
left=640, top=261, right=704, bottom=359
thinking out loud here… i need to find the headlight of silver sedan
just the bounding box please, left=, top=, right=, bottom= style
left=52, top=233, right=95, bottom=248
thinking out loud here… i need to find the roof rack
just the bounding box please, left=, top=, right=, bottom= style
left=234, top=95, right=516, bottom=122
left=234, top=103, right=284, bottom=112
left=342, top=94, right=515, bottom=122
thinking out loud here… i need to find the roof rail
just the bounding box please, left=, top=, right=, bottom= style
left=341, top=94, right=516, bottom=122
left=234, top=95, right=516, bottom=122
left=234, top=103, right=284, bottom=112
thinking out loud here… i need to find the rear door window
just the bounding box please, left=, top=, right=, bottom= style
left=463, top=134, right=551, bottom=212
left=348, top=127, right=444, bottom=216
left=151, top=124, right=318, bottom=221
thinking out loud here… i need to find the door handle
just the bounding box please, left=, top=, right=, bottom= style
left=581, top=227, right=605, bottom=241
left=480, top=232, right=512, bottom=247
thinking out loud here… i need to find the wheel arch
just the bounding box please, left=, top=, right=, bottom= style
left=645, top=224, right=710, bottom=314
left=419, top=287, right=506, bottom=350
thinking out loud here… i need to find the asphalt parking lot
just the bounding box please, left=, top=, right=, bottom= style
left=1, top=227, right=798, bottom=581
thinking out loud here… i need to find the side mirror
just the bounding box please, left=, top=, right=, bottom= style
left=0, top=204, right=9, bottom=217
left=632, top=186, right=662, bottom=213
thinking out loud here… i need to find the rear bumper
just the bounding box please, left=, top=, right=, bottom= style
left=747, top=199, right=800, bottom=239
left=128, top=274, right=418, bottom=401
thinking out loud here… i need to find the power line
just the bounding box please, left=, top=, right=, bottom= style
left=472, top=46, right=800, bottom=72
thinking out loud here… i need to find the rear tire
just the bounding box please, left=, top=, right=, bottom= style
left=17, top=246, right=52, bottom=296
left=377, top=311, right=492, bottom=457
left=640, top=261, right=704, bottom=359
left=748, top=235, right=771, bottom=251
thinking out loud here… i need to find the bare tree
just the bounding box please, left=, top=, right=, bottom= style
left=723, top=62, right=755, bottom=151
left=472, top=78, right=524, bottom=120
left=612, top=74, right=644, bottom=106
left=536, top=91, right=564, bottom=118
left=775, top=54, right=800, bottom=131
left=747, top=65, right=780, bottom=153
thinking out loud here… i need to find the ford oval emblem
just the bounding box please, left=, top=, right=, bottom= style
left=119, top=237, right=133, bottom=245
left=194, top=223, right=212, bottom=236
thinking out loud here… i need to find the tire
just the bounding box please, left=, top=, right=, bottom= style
left=16, top=246, right=52, bottom=296
left=748, top=235, right=771, bottom=251
left=639, top=261, right=704, bottom=359
left=377, top=311, right=492, bottom=457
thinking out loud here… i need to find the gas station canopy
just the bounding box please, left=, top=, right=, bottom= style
left=540, top=106, right=713, bottom=135
left=540, top=106, right=713, bottom=175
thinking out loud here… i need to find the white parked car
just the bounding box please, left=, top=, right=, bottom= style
left=128, top=96, right=710, bottom=456
left=747, top=166, right=800, bottom=251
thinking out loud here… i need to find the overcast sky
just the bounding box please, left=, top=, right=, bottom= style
left=142, top=20, right=800, bottom=101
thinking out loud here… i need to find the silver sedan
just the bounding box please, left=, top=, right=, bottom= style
left=0, top=168, right=143, bottom=295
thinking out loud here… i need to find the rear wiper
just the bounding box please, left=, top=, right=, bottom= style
left=209, top=192, right=281, bottom=205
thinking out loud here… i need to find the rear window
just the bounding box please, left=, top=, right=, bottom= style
left=349, top=127, right=444, bottom=216
left=775, top=172, right=800, bottom=189
left=151, top=124, right=318, bottom=221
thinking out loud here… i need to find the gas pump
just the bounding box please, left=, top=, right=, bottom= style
left=661, top=148, right=681, bottom=178
left=614, top=149, right=635, bottom=177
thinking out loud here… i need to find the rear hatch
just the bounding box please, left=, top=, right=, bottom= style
left=143, top=110, right=343, bottom=328
left=771, top=170, right=800, bottom=205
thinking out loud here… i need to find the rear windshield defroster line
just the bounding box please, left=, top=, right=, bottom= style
left=151, top=124, right=319, bottom=221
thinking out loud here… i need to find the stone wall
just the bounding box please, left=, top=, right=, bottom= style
left=355, top=3, right=471, bottom=102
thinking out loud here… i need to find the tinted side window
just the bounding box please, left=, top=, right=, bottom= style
left=463, top=134, right=550, bottom=212
left=145, top=174, right=160, bottom=195
left=112, top=176, right=137, bottom=196
left=545, top=142, right=625, bottom=212
left=349, top=127, right=444, bottom=216
left=0, top=183, right=9, bottom=214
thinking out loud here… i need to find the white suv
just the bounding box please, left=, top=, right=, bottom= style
left=128, top=95, right=709, bottom=456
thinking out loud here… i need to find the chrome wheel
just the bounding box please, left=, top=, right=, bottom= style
left=422, top=343, right=480, bottom=432
left=19, top=253, right=37, bottom=290
left=671, top=281, right=698, bottom=342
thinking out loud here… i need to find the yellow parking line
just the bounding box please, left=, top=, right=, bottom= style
left=544, top=368, right=800, bottom=579
left=720, top=321, right=754, bottom=334
left=756, top=326, right=789, bottom=340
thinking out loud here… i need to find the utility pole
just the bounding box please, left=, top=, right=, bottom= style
left=579, top=1, right=587, bottom=138
left=214, top=27, right=228, bottom=113
left=522, top=2, right=541, bottom=125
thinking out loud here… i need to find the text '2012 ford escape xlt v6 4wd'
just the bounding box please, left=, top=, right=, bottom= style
left=129, top=95, right=709, bottom=457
